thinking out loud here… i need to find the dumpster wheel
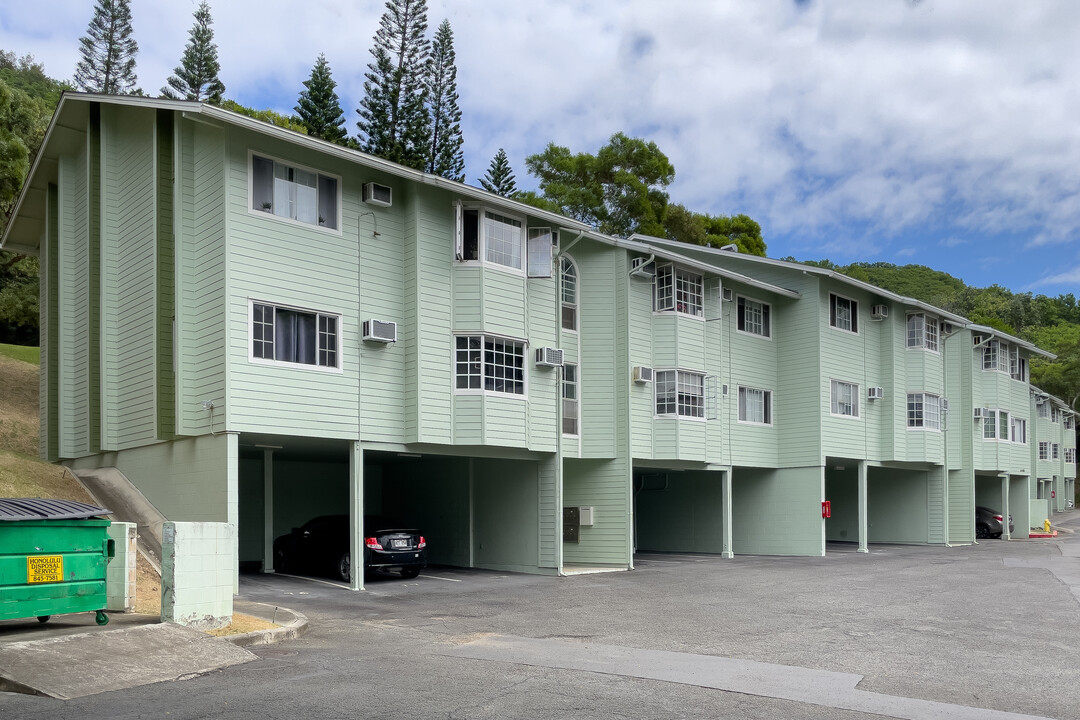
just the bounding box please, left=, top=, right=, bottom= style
left=37, top=615, right=50, bottom=623
left=95, top=610, right=109, bottom=626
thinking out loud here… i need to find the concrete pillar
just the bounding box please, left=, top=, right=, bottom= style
left=226, top=432, right=239, bottom=594
left=1001, top=474, right=1010, bottom=540
left=106, top=521, right=136, bottom=611
left=721, top=469, right=734, bottom=558
left=349, top=441, right=364, bottom=591
left=262, top=448, right=274, bottom=572
left=857, top=461, right=869, bottom=553
left=161, top=521, right=235, bottom=629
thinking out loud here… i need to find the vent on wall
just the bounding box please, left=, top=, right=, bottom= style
left=363, top=182, right=392, bottom=207
left=535, top=347, right=563, bottom=367
left=362, top=319, right=397, bottom=343
left=633, top=366, right=654, bottom=383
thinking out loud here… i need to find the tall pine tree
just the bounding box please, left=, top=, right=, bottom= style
left=480, top=148, right=517, bottom=197
left=74, top=0, right=139, bottom=94
left=424, top=19, right=463, bottom=180
left=161, top=2, right=225, bottom=105
left=357, top=0, right=430, bottom=170
left=295, top=54, right=347, bottom=144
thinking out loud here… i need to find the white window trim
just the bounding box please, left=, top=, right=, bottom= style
left=653, top=263, right=706, bottom=320
left=736, top=385, right=774, bottom=426
left=905, top=313, right=940, bottom=353
left=829, top=379, right=860, bottom=419
left=247, top=299, right=344, bottom=374
left=1039, top=441, right=1050, bottom=460
left=829, top=292, right=859, bottom=335
left=562, top=362, right=580, bottom=437
left=454, top=203, right=528, bottom=277
left=980, top=409, right=1013, bottom=442
left=452, top=332, right=529, bottom=398
left=906, top=391, right=942, bottom=432
left=736, top=294, right=772, bottom=340
left=653, top=368, right=708, bottom=421
left=560, top=254, right=579, bottom=334
left=1009, top=417, right=1028, bottom=444
left=247, top=150, right=343, bottom=236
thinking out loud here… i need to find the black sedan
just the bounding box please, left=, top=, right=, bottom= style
left=975, top=506, right=1014, bottom=539
left=273, top=515, right=427, bottom=582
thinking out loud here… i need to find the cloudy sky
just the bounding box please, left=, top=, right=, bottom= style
left=2, top=0, right=1079, bottom=294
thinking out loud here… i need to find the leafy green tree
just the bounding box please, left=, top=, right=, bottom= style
left=0, top=254, right=39, bottom=344
left=220, top=100, right=308, bottom=134
left=0, top=79, right=34, bottom=221
left=525, top=132, right=674, bottom=237
left=513, top=190, right=562, bottom=215
left=663, top=204, right=766, bottom=256
left=424, top=20, right=463, bottom=180
left=1027, top=323, right=1080, bottom=410
left=479, top=148, right=517, bottom=196
left=73, top=0, right=139, bottom=94
left=161, top=2, right=225, bottom=104
left=294, top=54, right=347, bottom=144
left=357, top=0, right=430, bottom=170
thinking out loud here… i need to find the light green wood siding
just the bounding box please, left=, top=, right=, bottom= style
left=948, top=468, right=973, bottom=543
left=223, top=132, right=361, bottom=439
left=42, top=184, right=59, bottom=460
left=563, top=457, right=631, bottom=565
left=156, top=109, right=175, bottom=439
left=175, top=119, right=226, bottom=436
left=578, top=244, right=621, bottom=459
left=413, top=187, right=453, bottom=444
left=538, top=454, right=558, bottom=567
left=101, top=104, right=158, bottom=450
left=87, top=105, right=101, bottom=454
left=58, top=144, right=91, bottom=458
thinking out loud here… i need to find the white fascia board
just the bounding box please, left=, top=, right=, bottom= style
left=966, top=324, right=1056, bottom=360
left=634, top=234, right=970, bottom=324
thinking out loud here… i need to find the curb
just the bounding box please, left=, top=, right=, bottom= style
left=224, top=601, right=309, bottom=648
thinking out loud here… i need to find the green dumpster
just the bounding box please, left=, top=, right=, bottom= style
left=0, top=498, right=115, bottom=626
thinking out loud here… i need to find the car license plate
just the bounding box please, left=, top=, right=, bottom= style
left=392, top=539, right=409, bottom=548
left=27, top=555, right=63, bottom=583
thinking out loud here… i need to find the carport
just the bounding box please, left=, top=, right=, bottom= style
left=825, top=458, right=948, bottom=550
left=974, top=472, right=1022, bottom=540
left=633, top=466, right=731, bottom=557
left=237, top=434, right=558, bottom=590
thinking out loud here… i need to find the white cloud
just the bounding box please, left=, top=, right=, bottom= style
left=1033, top=265, right=1080, bottom=287
left=895, top=247, right=917, bottom=258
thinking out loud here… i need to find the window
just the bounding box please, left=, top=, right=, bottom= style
left=561, top=256, right=578, bottom=331
left=527, top=227, right=554, bottom=278
left=1014, top=356, right=1028, bottom=382
left=1053, top=443, right=1060, bottom=460
left=1039, top=441, right=1050, bottom=460
left=1037, top=402, right=1050, bottom=419
left=982, top=410, right=1012, bottom=440
left=562, top=363, right=579, bottom=435
left=738, top=386, right=773, bottom=425
left=1010, top=417, right=1027, bottom=444
left=1009, top=346, right=1019, bottom=378
left=830, top=380, right=859, bottom=418
left=655, top=370, right=706, bottom=418
left=251, top=302, right=340, bottom=369
left=829, top=293, right=858, bottom=333
left=982, top=340, right=1012, bottom=373
left=454, top=205, right=526, bottom=271
left=654, top=264, right=704, bottom=317
left=906, top=314, right=939, bottom=351
left=907, top=392, right=941, bottom=430
left=1065, top=415, right=1074, bottom=430
left=1065, top=448, right=1076, bottom=463
left=1051, top=407, right=1061, bottom=423
left=454, top=335, right=525, bottom=395
left=982, top=340, right=999, bottom=371
left=251, top=154, right=338, bottom=229
left=737, top=296, right=771, bottom=338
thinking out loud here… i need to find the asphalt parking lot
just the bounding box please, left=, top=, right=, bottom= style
left=2, top=513, right=1079, bottom=719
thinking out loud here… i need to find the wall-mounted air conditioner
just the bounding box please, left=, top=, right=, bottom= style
left=535, top=347, right=563, bottom=367
left=941, top=398, right=950, bottom=411
left=630, top=256, right=655, bottom=278
left=633, top=366, right=654, bottom=383
left=972, top=334, right=985, bottom=345
left=868, top=387, right=884, bottom=400
left=363, top=182, right=392, bottom=207
left=362, top=319, right=397, bottom=343
left=941, top=322, right=954, bottom=335
left=871, top=304, right=888, bottom=320
left=721, top=288, right=734, bottom=302
left=973, top=407, right=987, bottom=419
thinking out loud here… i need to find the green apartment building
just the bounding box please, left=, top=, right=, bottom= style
left=2, top=95, right=1075, bottom=589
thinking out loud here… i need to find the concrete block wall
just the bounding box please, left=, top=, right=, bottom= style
left=106, top=521, right=136, bottom=612
left=161, top=521, right=235, bottom=629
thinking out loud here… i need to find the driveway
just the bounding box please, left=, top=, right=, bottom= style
left=2, top=516, right=1079, bottom=719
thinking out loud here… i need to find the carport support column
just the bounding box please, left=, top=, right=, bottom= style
left=857, top=460, right=868, bottom=553
left=1001, top=474, right=1010, bottom=540
left=721, top=469, right=733, bottom=558
left=349, top=441, right=364, bottom=591
left=262, top=449, right=274, bottom=572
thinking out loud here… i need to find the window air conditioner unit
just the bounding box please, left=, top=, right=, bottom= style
left=972, top=334, right=985, bottom=345
left=941, top=398, right=950, bottom=411
left=973, top=407, right=987, bottom=419
left=871, top=304, right=888, bottom=320
left=721, top=287, right=734, bottom=302
left=721, top=383, right=729, bottom=395
left=362, top=319, right=397, bottom=343
left=867, top=387, right=884, bottom=400
left=941, top=322, right=954, bottom=335
left=630, top=256, right=655, bottom=277
left=535, top=347, right=563, bottom=367
left=633, top=366, right=654, bottom=384
left=362, top=182, right=392, bottom=207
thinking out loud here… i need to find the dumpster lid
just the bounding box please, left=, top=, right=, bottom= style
left=0, top=498, right=111, bottom=521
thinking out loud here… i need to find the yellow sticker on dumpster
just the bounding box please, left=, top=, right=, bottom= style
left=27, top=555, right=63, bottom=583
